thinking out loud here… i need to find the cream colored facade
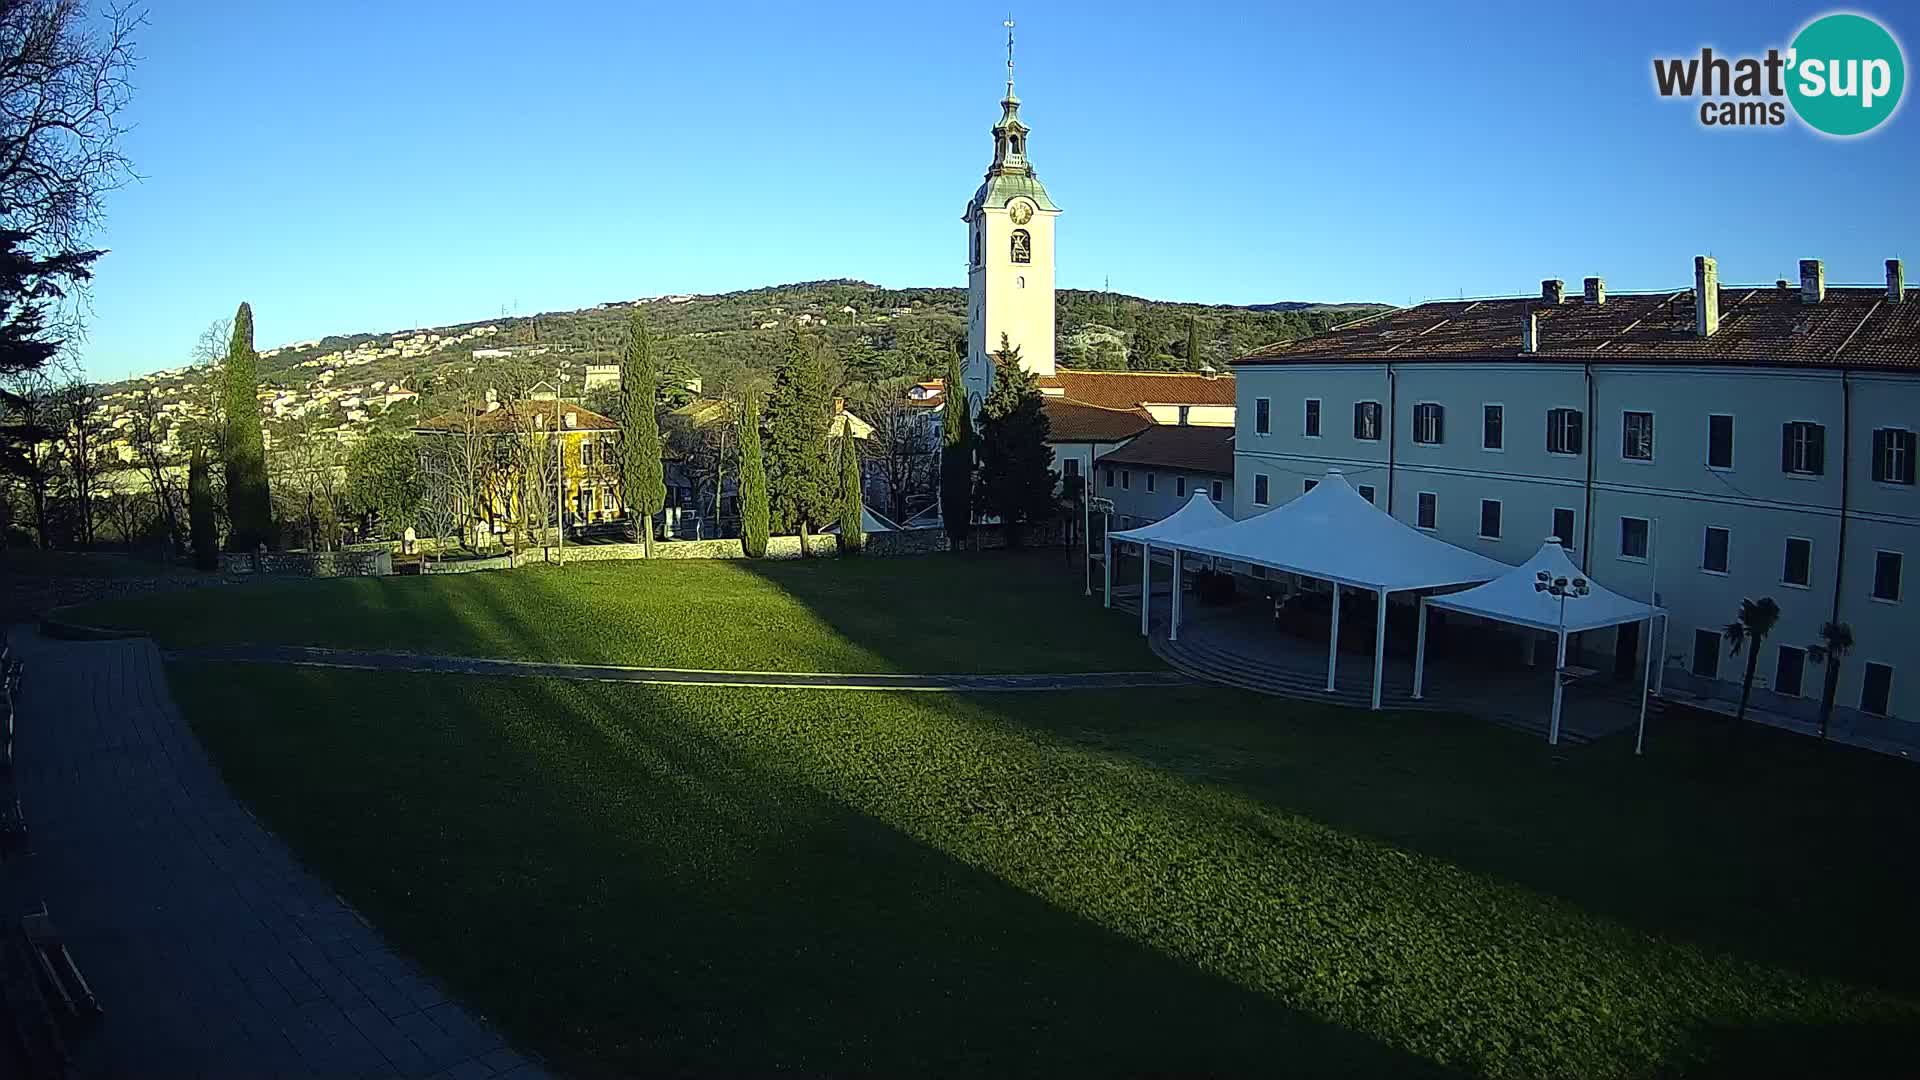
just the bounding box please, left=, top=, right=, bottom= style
left=963, top=68, right=1060, bottom=405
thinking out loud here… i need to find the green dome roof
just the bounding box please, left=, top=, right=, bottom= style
left=965, top=172, right=1058, bottom=219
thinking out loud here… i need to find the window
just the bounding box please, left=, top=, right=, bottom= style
left=1358, top=484, right=1375, bottom=504
left=1010, top=228, right=1031, bottom=264
left=1873, top=550, right=1903, bottom=601
left=1304, top=399, right=1321, bottom=437
left=1121, top=470, right=1131, bottom=490
left=1353, top=401, right=1382, bottom=441
left=1775, top=645, right=1806, bottom=698
left=1303, top=479, right=1318, bottom=494
left=1175, top=476, right=1186, bottom=498
left=1546, top=408, right=1584, bottom=455
left=1176, top=404, right=1188, bottom=423
left=601, top=488, right=617, bottom=512
left=1622, top=411, right=1655, bottom=461
left=1553, top=508, right=1576, bottom=550
left=1250, top=564, right=1267, bottom=579
left=580, top=439, right=595, bottom=467
left=1417, top=492, right=1437, bottom=529
left=1782, top=421, right=1825, bottom=476
left=1691, top=629, right=1721, bottom=679
left=1103, top=467, right=1113, bottom=488
left=971, top=229, right=982, bottom=267
left=1872, top=428, right=1917, bottom=485
left=1413, top=403, right=1444, bottom=445
left=1062, top=458, right=1079, bottom=479
left=1479, top=499, right=1502, bottom=540
left=1145, top=472, right=1156, bottom=493
left=1783, top=537, right=1812, bottom=587
left=1860, top=662, right=1894, bottom=716
left=1702, top=526, right=1730, bottom=574
left=1482, top=404, right=1504, bottom=450
left=1210, top=480, right=1223, bottom=502
left=1620, top=516, right=1649, bottom=560
left=576, top=488, right=591, bottom=516
left=1708, top=414, right=1735, bottom=469
left=1253, top=474, right=1269, bottom=505
left=1255, top=397, right=1271, bottom=435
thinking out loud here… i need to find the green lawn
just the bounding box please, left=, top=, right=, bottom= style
left=71, top=551, right=1156, bottom=673
left=169, top=663, right=1920, bottom=1078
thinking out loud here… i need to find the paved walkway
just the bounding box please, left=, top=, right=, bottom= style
left=4, top=629, right=549, bottom=1078
left=168, top=644, right=1194, bottom=692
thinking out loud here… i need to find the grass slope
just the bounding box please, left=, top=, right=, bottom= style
left=73, top=552, right=1155, bottom=674
left=170, top=664, right=1920, bottom=1078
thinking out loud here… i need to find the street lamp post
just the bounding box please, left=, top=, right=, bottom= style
left=1534, top=570, right=1590, bottom=746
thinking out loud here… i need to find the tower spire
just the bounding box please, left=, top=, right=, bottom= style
left=1004, top=16, right=1015, bottom=98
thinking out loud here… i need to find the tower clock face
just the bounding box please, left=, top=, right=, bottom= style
left=1008, top=200, right=1034, bottom=225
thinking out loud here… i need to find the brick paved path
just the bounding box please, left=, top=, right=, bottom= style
left=169, top=643, right=1194, bottom=692
left=5, top=629, right=550, bottom=1078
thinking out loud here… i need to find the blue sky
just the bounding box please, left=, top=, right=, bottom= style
left=80, top=0, right=1918, bottom=379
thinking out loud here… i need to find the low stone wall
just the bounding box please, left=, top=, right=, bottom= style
left=218, top=549, right=394, bottom=577
left=4, top=573, right=249, bottom=623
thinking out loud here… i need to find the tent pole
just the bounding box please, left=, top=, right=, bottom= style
left=1412, top=597, right=1428, bottom=699
left=1370, top=587, right=1387, bottom=711
left=1170, top=548, right=1183, bottom=642
left=1549, top=626, right=1568, bottom=746
left=1103, top=533, right=1112, bottom=609
left=1326, top=581, right=1341, bottom=692
left=1652, top=613, right=1667, bottom=695
left=1635, top=613, right=1655, bottom=756
left=1140, top=543, right=1151, bottom=637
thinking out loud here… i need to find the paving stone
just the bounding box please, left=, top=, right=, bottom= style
left=5, top=630, right=535, bottom=1079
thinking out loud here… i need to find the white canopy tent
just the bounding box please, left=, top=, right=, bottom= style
left=1419, top=537, right=1667, bottom=745
left=1107, top=491, right=1237, bottom=642
left=1167, top=470, right=1510, bottom=709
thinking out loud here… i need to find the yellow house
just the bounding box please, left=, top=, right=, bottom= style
left=415, top=399, right=624, bottom=537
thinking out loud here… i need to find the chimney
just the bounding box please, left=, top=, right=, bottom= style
left=1695, top=256, right=1720, bottom=337
left=1889, top=259, right=1906, bottom=303
left=1799, top=259, right=1825, bottom=303
left=1583, top=277, right=1605, bottom=305
left=1521, top=311, right=1540, bottom=353
left=1776, top=279, right=1793, bottom=291
left=1541, top=279, right=1565, bottom=304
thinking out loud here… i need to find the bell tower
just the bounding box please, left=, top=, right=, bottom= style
left=963, top=19, right=1059, bottom=404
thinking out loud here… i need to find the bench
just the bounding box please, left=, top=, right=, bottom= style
left=20, top=907, right=98, bottom=1021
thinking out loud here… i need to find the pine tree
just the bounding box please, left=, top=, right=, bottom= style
left=939, top=348, right=973, bottom=550
left=763, top=332, right=839, bottom=554
left=836, top=434, right=865, bottom=554
left=737, top=393, right=770, bottom=558
left=620, top=311, right=667, bottom=557
left=188, top=446, right=218, bottom=570
left=220, top=302, right=274, bottom=549
left=975, top=335, right=1055, bottom=548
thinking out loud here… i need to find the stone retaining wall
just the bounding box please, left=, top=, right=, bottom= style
left=218, top=550, right=393, bottom=577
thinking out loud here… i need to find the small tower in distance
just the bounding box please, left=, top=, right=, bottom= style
left=962, top=18, right=1059, bottom=404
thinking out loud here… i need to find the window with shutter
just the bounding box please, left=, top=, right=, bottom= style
left=1547, top=408, right=1583, bottom=455
left=1413, top=403, right=1444, bottom=445
left=1482, top=404, right=1504, bottom=450
left=1874, top=428, right=1916, bottom=485
left=1353, top=401, right=1382, bottom=441
left=1783, top=422, right=1825, bottom=475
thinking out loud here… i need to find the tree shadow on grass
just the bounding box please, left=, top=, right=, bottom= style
left=174, top=664, right=1451, bottom=1078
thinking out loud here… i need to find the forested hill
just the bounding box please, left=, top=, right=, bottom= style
left=147, top=282, right=1379, bottom=392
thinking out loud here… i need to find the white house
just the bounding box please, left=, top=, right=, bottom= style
left=1230, top=258, right=1917, bottom=729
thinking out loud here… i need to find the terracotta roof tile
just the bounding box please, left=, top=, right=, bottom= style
left=416, top=400, right=619, bottom=434
left=1042, top=368, right=1237, bottom=408
left=1235, top=286, right=1920, bottom=371
left=1094, top=424, right=1234, bottom=474
left=1042, top=398, right=1154, bottom=443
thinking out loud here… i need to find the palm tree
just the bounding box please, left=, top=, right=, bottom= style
left=1807, top=620, right=1855, bottom=740
left=1723, top=597, right=1782, bottom=736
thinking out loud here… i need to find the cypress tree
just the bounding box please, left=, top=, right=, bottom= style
left=836, top=434, right=864, bottom=554
left=976, top=335, right=1055, bottom=548
left=188, top=446, right=218, bottom=570
left=220, top=302, right=273, bottom=549
left=737, top=393, right=770, bottom=558
left=1185, top=315, right=1202, bottom=367
left=620, top=311, right=667, bottom=557
left=763, top=332, right=838, bottom=554
left=939, top=348, right=973, bottom=549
